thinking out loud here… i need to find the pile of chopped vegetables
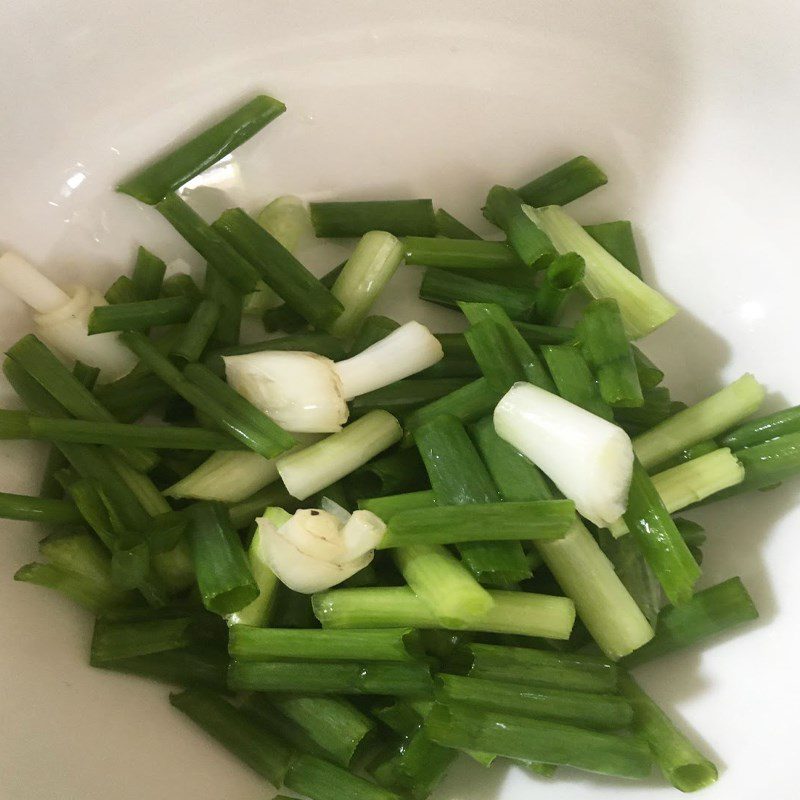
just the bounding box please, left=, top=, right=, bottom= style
left=3, top=92, right=797, bottom=797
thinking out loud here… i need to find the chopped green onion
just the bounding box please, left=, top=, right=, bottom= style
left=172, top=299, right=220, bottom=362
left=405, top=378, right=503, bottom=433
left=434, top=209, right=482, bottom=239
left=202, top=267, right=241, bottom=346
left=167, top=450, right=278, bottom=502
left=104, top=275, right=140, bottom=305
left=310, top=199, right=436, bottom=238
left=535, top=252, right=585, bottom=323
left=463, top=319, right=523, bottom=392
left=526, top=205, right=677, bottom=338
left=484, top=186, right=554, bottom=268
left=633, top=374, right=765, bottom=469
left=516, top=156, right=608, bottom=207
left=346, top=449, right=428, bottom=499
left=720, top=403, right=800, bottom=450
left=541, top=344, right=613, bottom=420
left=584, top=220, right=642, bottom=278
left=131, top=246, right=167, bottom=299
left=631, top=346, right=664, bottom=389
left=88, top=295, right=197, bottom=334
left=118, top=95, right=285, bottom=204
left=359, top=490, right=437, bottom=521
left=403, top=237, right=523, bottom=270
left=161, top=272, right=203, bottom=301
left=0, top=490, right=81, bottom=524
left=350, top=378, right=471, bottom=420
left=285, top=753, right=403, bottom=800
left=90, top=617, right=194, bottom=662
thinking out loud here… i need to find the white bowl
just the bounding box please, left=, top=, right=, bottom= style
left=1, top=2, right=798, bottom=798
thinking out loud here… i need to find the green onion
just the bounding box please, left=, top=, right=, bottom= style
left=622, top=459, right=701, bottom=605
left=117, top=95, right=285, bottom=204
left=187, top=502, right=258, bottom=615
left=171, top=299, right=220, bottom=362
left=329, top=232, right=404, bottom=338
left=403, top=237, right=523, bottom=270
left=405, top=378, right=503, bottom=433
left=535, top=252, right=585, bottom=323
left=0, top=490, right=81, bottom=524
left=310, top=199, right=436, bottom=238
left=90, top=617, right=194, bottom=662
left=436, top=674, right=633, bottom=730
left=516, top=155, right=608, bottom=207
left=614, top=387, right=680, bottom=436
left=720, top=403, right=800, bottom=450
left=277, top=410, right=402, bottom=500
left=350, top=378, right=471, bottom=420
left=155, top=193, right=259, bottom=292
left=345, top=448, right=429, bottom=498
left=460, top=642, right=620, bottom=694
left=131, top=246, right=167, bottom=299
left=104, top=275, right=140, bottom=304
left=169, top=688, right=291, bottom=786
left=434, top=209, right=481, bottom=239
left=393, top=544, right=495, bottom=626
left=633, top=374, right=765, bottom=469
left=284, top=753, right=403, bottom=800
left=350, top=315, right=400, bottom=354
left=420, top=267, right=537, bottom=320
left=417, top=334, right=481, bottom=379
left=359, top=490, right=437, bottom=521
left=541, top=344, right=613, bottom=420
left=484, top=186, right=554, bottom=268
left=228, top=659, right=433, bottom=696
left=513, top=320, right=575, bottom=346
left=161, top=272, right=203, bottom=302
left=425, top=703, right=651, bottom=779
left=651, top=439, right=722, bottom=472
left=526, top=205, right=677, bottom=338
left=620, top=674, right=718, bottom=791
left=202, top=267, right=241, bottom=346
left=313, top=586, right=575, bottom=640
left=88, top=295, right=197, bottom=334
left=623, top=577, right=758, bottom=667
left=584, top=221, right=642, bottom=279
left=577, top=298, right=643, bottom=407
left=463, top=319, right=523, bottom=392
left=380, top=500, right=574, bottom=548
left=228, top=625, right=422, bottom=662
left=213, top=208, right=344, bottom=330
left=632, top=346, right=664, bottom=389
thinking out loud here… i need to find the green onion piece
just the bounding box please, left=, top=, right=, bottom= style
left=720, top=403, right=800, bottom=450
left=170, top=688, right=291, bottom=786
left=312, top=586, right=575, bottom=640
left=277, top=410, right=402, bottom=501
left=535, top=252, right=585, bottom=323
left=484, top=186, right=555, bottom=268
left=623, top=577, right=758, bottom=667
left=420, top=267, right=537, bottom=320
left=350, top=378, right=471, bottom=420
left=403, top=237, right=523, bottom=270
left=310, top=199, right=436, bottom=238
left=425, top=703, right=650, bottom=779
left=633, top=374, right=765, bottom=469
left=227, top=521, right=279, bottom=627
left=405, top=378, right=503, bottom=433
left=631, top=346, right=664, bottom=390
left=268, top=694, right=374, bottom=767
left=620, top=673, right=717, bottom=791
left=513, top=320, right=575, bottom=346
left=393, top=544, right=495, bottom=626
left=380, top=500, right=574, bottom=548
left=19, top=414, right=241, bottom=450
left=436, top=674, right=632, bottom=730
left=93, top=645, right=228, bottom=691
left=516, top=156, right=608, bottom=207
left=213, top=208, right=344, bottom=329
left=202, top=267, right=242, bottom=346
left=460, top=642, right=619, bottom=694
left=464, top=319, right=523, bottom=392
left=0, top=490, right=81, bottom=524
left=610, top=448, right=744, bottom=536
left=228, top=625, right=422, bottom=662
left=349, top=315, right=401, bottom=354
left=155, top=193, right=259, bottom=292
left=541, top=344, right=613, bottom=420
left=172, top=299, right=220, bottom=362
left=8, top=334, right=158, bottom=472
left=228, top=660, right=433, bottom=696
left=346, top=448, right=429, bottom=498
left=329, top=232, right=404, bottom=338
left=584, top=221, right=642, bottom=279
left=39, top=445, right=68, bottom=499
left=285, top=753, right=403, bottom=800
left=88, top=296, right=197, bottom=334
left=622, top=459, right=701, bottom=605
left=652, top=439, right=724, bottom=472
left=526, top=205, right=677, bottom=338
left=614, top=387, right=680, bottom=436
left=434, top=209, right=482, bottom=240
left=105, top=275, right=140, bottom=304
left=417, top=334, right=480, bottom=379
left=187, top=502, right=257, bottom=615
left=93, top=373, right=173, bottom=422
left=131, top=246, right=167, bottom=299
left=90, top=617, right=194, bottom=662
left=117, top=95, right=285, bottom=204
left=161, top=272, right=203, bottom=302
left=577, top=298, right=643, bottom=407
left=472, top=418, right=653, bottom=658
left=359, top=490, right=437, bottom=521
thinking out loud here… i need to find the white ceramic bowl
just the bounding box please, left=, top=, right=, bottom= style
left=1, top=2, right=798, bottom=798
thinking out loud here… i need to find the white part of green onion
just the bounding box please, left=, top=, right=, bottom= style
left=494, top=382, right=634, bottom=527
left=0, top=251, right=70, bottom=312
left=224, top=350, right=348, bottom=433
left=227, top=524, right=280, bottom=627
left=334, top=321, right=444, bottom=400
left=277, top=410, right=403, bottom=501
left=525, top=205, right=677, bottom=339
left=633, top=374, right=765, bottom=470
left=329, top=231, right=404, bottom=339
left=609, top=448, right=745, bottom=537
